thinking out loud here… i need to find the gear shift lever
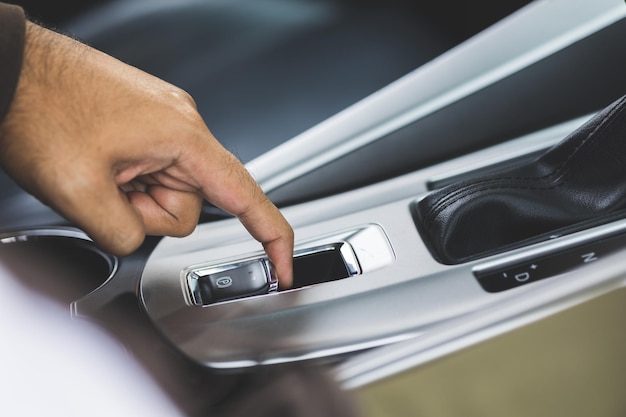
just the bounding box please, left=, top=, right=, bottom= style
left=413, top=94, right=626, bottom=264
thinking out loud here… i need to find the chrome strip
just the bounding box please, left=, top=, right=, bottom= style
left=0, top=227, right=92, bottom=243
left=181, top=224, right=391, bottom=306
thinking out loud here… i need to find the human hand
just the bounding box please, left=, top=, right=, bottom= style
left=0, top=22, right=294, bottom=286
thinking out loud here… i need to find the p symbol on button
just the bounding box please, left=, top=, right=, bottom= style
left=216, top=276, right=233, bottom=288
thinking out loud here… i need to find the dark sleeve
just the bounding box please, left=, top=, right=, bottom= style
left=0, top=2, right=26, bottom=125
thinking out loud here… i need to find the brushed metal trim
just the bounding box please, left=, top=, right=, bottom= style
left=247, top=0, right=626, bottom=192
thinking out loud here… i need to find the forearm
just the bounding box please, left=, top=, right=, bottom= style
left=0, top=2, right=26, bottom=125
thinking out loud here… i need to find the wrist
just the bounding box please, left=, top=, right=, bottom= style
left=1, top=21, right=88, bottom=147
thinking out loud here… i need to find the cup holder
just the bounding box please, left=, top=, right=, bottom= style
left=0, top=228, right=117, bottom=304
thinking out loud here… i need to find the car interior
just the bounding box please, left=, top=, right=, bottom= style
left=2, top=0, right=626, bottom=416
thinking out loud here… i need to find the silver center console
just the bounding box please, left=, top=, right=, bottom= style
left=138, top=112, right=626, bottom=369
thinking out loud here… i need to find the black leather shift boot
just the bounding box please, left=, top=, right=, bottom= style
left=413, top=94, right=626, bottom=264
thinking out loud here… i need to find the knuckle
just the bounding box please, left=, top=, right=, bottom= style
left=178, top=218, right=198, bottom=237
left=174, top=204, right=201, bottom=237
left=168, top=85, right=198, bottom=112
left=90, top=224, right=144, bottom=257
left=107, top=228, right=145, bottom=256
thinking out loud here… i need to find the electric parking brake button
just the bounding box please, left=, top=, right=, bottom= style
left=187, top=259, right=277, bottom=305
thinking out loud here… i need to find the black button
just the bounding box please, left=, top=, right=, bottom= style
left=197, top=260, right=270, bottom=304
left=475, top=231, right=626, bottom=292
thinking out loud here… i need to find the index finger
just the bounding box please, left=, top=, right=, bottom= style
left=188, top=141, right=294, bottom=288
left=238, top=197, right=295, bottom=289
